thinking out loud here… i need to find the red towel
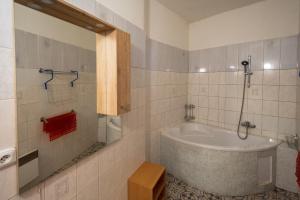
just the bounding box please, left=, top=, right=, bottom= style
left=43, top=111, right=77, bottom=141
left=296, top=152, right=300, bottom=187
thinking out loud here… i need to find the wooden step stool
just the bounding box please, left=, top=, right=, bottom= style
left=128, top=162, right=166, bottom=200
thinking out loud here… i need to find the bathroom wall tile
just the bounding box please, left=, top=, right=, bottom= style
left=248, top=85, right=262, bottom=100
left=208, top=85, right=218, bottom=97
left=279, top=86, right=296, bottom=102
left=279, top=102, right=296, bottom=118
left=199, top=49, right=210, bottom=72
left=129, top=25, right=146, bottom=68
left=278, top=117, right=296, bottom=136
left=280, top=36, right=298, bottom=69
left=0, top=165, right=18, bottom=200
left=188, top=73, right=199, bottom=85
left=38, top=36, right=64, bottom=69
left=15, top=30, right=38, bottom=69
left=224, top=98, right=242, bottom=112
left=198, top=96, right=208, bottom=108
left=188, top=95, right=198, bottom=107
left=76, top=154, right=98, bottom=191
left=224, top=111, right=239, bottom=125
left=0, top=47, right=15, bottom=100
left=208, top=73, right=219, bottom=85
left=78, top=49, right=96, bottom=72
left=148, top=40, right=162, bottom=71
left=247, top=99, right=262, bottom=115
left=76, top=154, right=99, bottom=200
left=280, top=69, right=297, bottom=86
left=66, top=0, right=96, bottom=16
left=44, top=166, right=76, bottom=200
left=251, top=71, right=263, bottom=85
left=263, top=70, right=279, bottom=85
left=188, top=85, right=199, bottom=95
left=199, top=73, right=209, bottom=85
left=63, top=44, right=79, bottom=71
left=0, top=0, right=13, bottom=48
left=239, top=41, right=263, bottom=70
left=189, top=50, right=200, bottom=72
left=198, top=107, right=208, bottom=120
left=262, top=86, right=279, bottom=101
left=262, top=115, right=278, bottom=132
left=209, top=47, right=225, bottom=72
left=0, top=99, right=16, bottom=150
left=208, top=97, right=218, bottom=109
left=263, top=38, right=281, bottom=70
left=113, top=14, right=128, bottom=31
left=226, top=44, right=239, bottom=72
left=95, top=2, right=114, bottom=25
left=262, top=101, right=278, bottom=116
left=198, top=85, right=208, bottom=96
left=77, top=178, right=98, bottom=200
left=250, top=41, right=264, bottom=70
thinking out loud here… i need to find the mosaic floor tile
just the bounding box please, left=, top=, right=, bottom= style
left=166, top=173, right=300, bottom=200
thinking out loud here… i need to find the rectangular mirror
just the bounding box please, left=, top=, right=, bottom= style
left=14, top=3, right=122, bottom=192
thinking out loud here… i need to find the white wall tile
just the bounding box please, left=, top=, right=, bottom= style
left=0, top=47, right=16, bottom=100
left=0, top=165, right=17, bottom=200
left=0, top=0, right=13, bottom=48
left=280, top=69, right=297, bottom=86
left=0, top=99, right=16, bottom=150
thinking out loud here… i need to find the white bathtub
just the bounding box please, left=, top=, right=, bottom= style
left=160, top=122, right=280, bottom=196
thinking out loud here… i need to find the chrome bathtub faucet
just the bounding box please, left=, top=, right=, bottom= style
left=184, top=104, right=195, bottom=121
left=240, top=121, right=256, bottom=129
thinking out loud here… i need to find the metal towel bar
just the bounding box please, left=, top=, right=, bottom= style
left=39, top=68, right=79, bottom=89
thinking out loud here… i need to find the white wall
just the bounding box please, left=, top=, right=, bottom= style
left=96, top=0, right=145, bottom=30
left=189, top=0, right=300, bottom=50
left=148, top=0, right=189, bottom=50
left=14, top=3, right=95, bottom=51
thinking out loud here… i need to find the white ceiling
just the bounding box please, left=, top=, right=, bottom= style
left=157, top=0, right=265, bottom=22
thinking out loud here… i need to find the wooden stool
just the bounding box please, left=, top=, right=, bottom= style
left=128, top=162, right=166, bottom=200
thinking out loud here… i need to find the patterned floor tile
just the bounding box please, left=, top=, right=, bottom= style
left=166, top=173, right=300, bottom=200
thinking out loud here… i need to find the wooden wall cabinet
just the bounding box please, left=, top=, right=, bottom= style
left=96, top=29, right=131, bottom=116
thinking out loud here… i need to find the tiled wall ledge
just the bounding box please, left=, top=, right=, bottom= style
left=189, top=35, right=298, bottom=73
left=147, top=39, right=189, bottom=73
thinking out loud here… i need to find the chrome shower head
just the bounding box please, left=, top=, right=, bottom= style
left=241, top=60, right=249, bottom=73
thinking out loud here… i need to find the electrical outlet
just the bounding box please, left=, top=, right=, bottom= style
left=0, top=148, right=16, bottom=169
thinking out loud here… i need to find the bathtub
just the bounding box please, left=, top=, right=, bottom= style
left=160, top=122, right=280, bottom=196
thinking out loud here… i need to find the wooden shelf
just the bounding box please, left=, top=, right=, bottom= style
left=15, top=0, right=114, bottom=34
left=128, top=162, right=166, bottom=200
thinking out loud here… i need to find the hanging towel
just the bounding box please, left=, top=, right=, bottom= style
left=296, top=152, right=300, bottom=188
left=42, top=111, right=77, bottom=141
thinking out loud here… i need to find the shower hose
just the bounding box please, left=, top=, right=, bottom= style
left=237, top=72, right=248, bottom=140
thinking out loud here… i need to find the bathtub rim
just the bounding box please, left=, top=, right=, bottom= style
left=161, top=122, right=281, bottom=152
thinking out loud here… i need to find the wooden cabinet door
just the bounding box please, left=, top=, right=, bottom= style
left=96, top=29, right=131, bottom=116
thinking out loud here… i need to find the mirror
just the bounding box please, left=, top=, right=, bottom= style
left=14, top=3, right=122, bottom=192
